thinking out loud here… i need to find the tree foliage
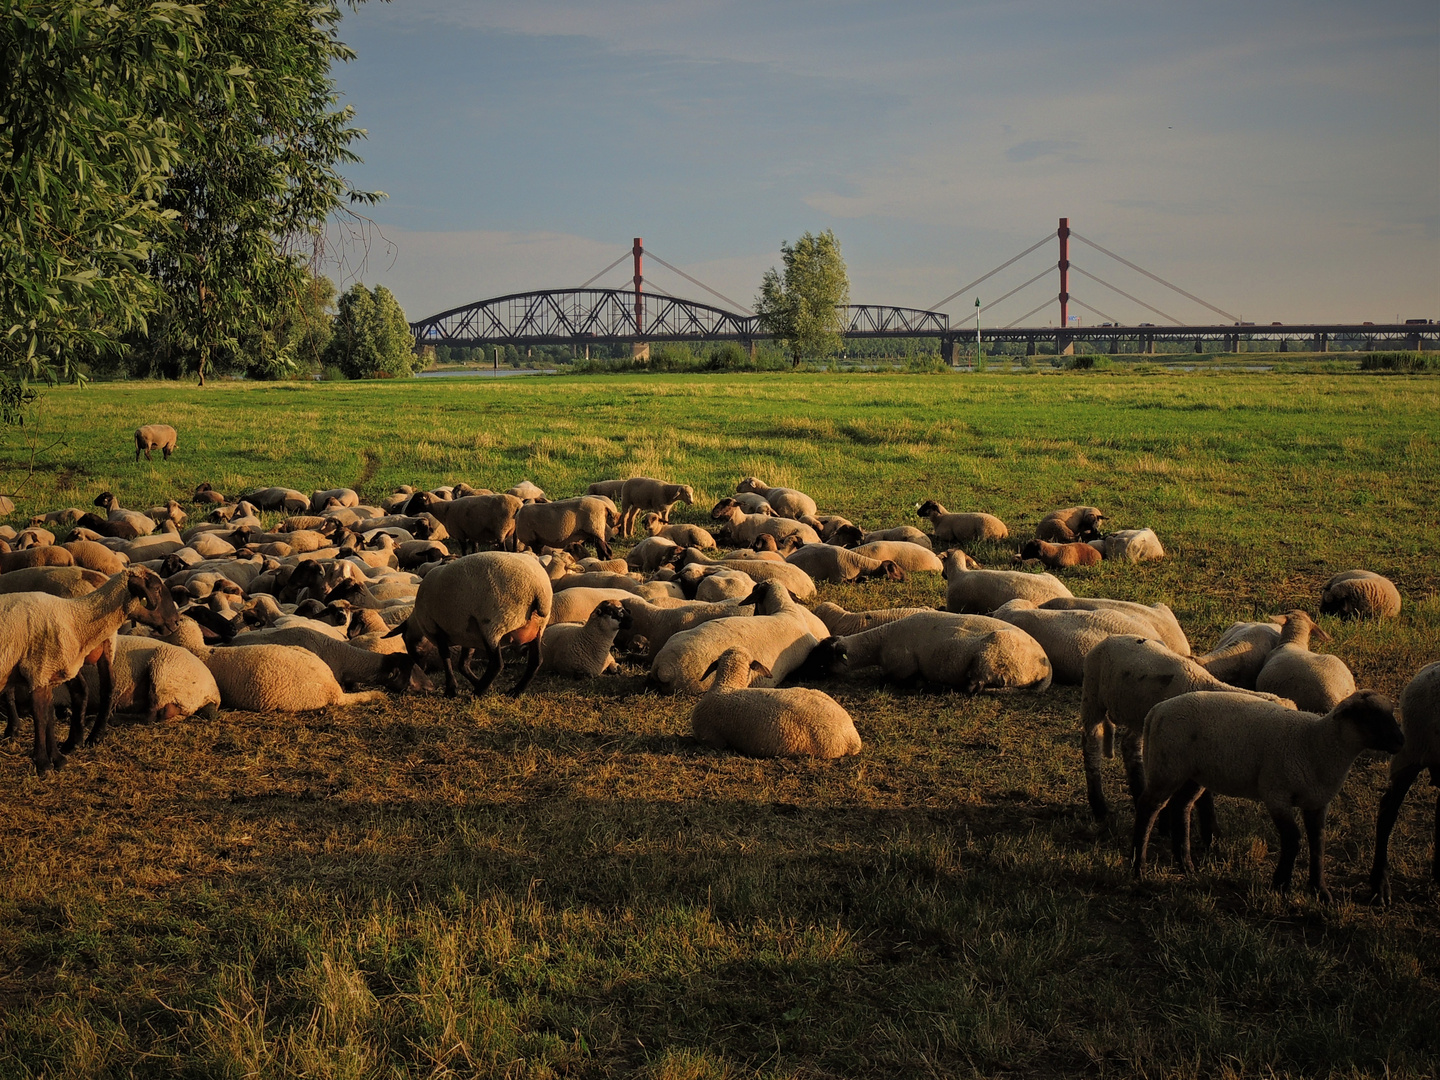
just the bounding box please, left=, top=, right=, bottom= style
left=324, top=283, right=413, bottom=379
left=754, top=230, right=850, bottom=366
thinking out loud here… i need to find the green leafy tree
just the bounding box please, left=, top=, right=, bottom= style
left=754, top=230, right=850, bottom=366
left=325, top=282, right=413, bottom=379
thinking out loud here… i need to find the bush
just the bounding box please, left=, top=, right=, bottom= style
left=1358, top=351, right=1438, bottom=372
left=319, top=364, right=346, bottom=381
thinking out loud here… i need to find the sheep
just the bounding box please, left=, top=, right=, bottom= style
left=693, top=568, right=756, bottom=603
left=0, top=546, right=75, bottom=572
left=550, top=587, right=640, bottom=626
left=991, top=598, right=1167, bottom=684
left=507, top=480, right=547, bottom=503
left=710, top=500, right=820, bottom=547
left=1036, top=506, right=1106, bottom=543
left=1254, top=610, right=1356, bottom=714
left=859, top=525, right=932, bottom=550
left=1370, top=662, right=1440, bottom=903
left=1018, top=538, right=1102, bottom=569
left=649, top=583, right=818, bottom=694
left=641, top=514, right=717, bottom=550
left=1079, top=634, right=1297, bottom=824
left=1194, top=620, right=1282, bottom=688
left=845, top=541, right=939, bottom=574
left=1133, top=690, right=1402, bottom=899
left=192, top=482, right=225, bottom=505
left=619, top=477, right=695, bottom=536
left=818, top=516, right=856, bottom=542
left=61, top=635, right=220, bottom=724
left=1320, top=569, right=1402, bottom=620
left=1038, top=597, right=1190, bottom=657
left=586, top=479, right=628, bottom=501
left=942, top=549, right=1073, bottom=614
left=223, top=625, right=410, bottom=689
left=203, top=644, right=388, bottom=712
left=812, top=602, right=935, bottom=636
left=731, top=492, right=777, bottom=516
left=804, top=611, right=1052, bottom=693
left=620, top=595, right=753, bottom=658
left=625, top=536, right=682, bottom=573
left=1089, top=528, right=1165, bottom=562
left=134, top=423, right=177, bottom=461
left=676, top=548, right=817, bottom=600
left=515, top=496, right=615, bottom=559
left=91, top=493, right=157, bottom=536
left=61, top=540, right=127, bottom=575
left=691, top=648, right=861, bottom=759
left=0, top=566, right=108, bottom=598
left=239, top=487, right=311, bottom=514
left=915, top=502, right=1009, bottom=545
left=17, top=526, right=55, bottom=547
left=391, top=551, right=552, bottom=698
left=555, top=571, right=643, bottom=594
left=748, top=533, right=801, bottom=557
left=735, top=476, right=817, bottom=519
left=310, top=488, right=359, bottom=513
left=783, top=544, right=905, bottom=584
left=432, top=493, right=524, bottom=553
left=540, top=600, right=631, bottom=677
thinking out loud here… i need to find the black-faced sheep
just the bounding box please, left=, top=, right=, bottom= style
left=540, top=600, right=632, bottom=677
left=1036, top=506, right=1106, bottom=543
left=691, top=648, right=860, bottom=758
left=1319, top=570, right=1402, bottom=620
left=134, top=424, right=177, bottom=461
left=916, top=501, right=1008, bottom=545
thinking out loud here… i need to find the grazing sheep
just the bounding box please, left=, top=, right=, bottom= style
left=619, top=477, right=695, bottom=536
left=540, top=600, right=631, bottom=677
left=515, top=496, right=616, bottom=560
left=204, top=644, right=387, bottom=711
left=1036, top=506, right=1106, bottom=543
left=942, top=549, right=1073, bottom=614
left=1319, top=570, right=1402, bottom=620
left=392, top=551, right=552, bottom=698
left=650, top=583, right=818, bottom=694
left=804, top=611, right=1052, bottom=693
left=691, top=648, right=861, bottom=759
left=916, top=501, right=1009, bottom=545
left=710, top=500, right=820, bottom=547
left=1134, top=691, right=1402, bottom=899
left=134, top=424, right=177, bottom=461
left=1194, top=620, right=1282, bottom=689
left=1254, top=610, right=1356, bottom=714
left=735, top=477, right=817, bottom=519
left=991, top=598, right=1167, bottom=684
left=784, top=544, right=905, bottom=584
left=1079, top=635, right=1296, bottom=823
left=1370, top=662, right=1440, bottom=903
left=851, top=541, right=943, bottom=573
left=641, top=514, right=717, bottom=550
left=1018, top=538, right=1102, bottom=569
left=859, top=525, right=933, bottom=550
left=428, top=494, right=524, bottom=553
left=1089, top=528, right=1165, bottom=562
left=507, top=480, right=547, bottom=503
left=1038, top=597, right=1190, bottom=657
left=812, top=603, right=935, bottom=636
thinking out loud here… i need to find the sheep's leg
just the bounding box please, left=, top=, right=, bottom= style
left=85, top=649, right=116, bottom=746
left=1433, top=785, right=1440, bottom=887
left=1268, top=807, right=1302, bottom=894
left=591, top=531, right=613, bottom=560
left=3, top=686, right=17, bottom=740
left=467, top=642, right=504, bottom=695
left=1367, top=764, right=1420, bottom=903
left=1119, top=728, right=1146, bottom=805
left=1080, top=718, right=1109, bottom=822
left=1132, top=792, right=1170, bottom=880
left=507, top=638, right=541, bottom=698
left=31, top=684, right=59, bottom=776
left=432, top=631, right=459, bottom=697
left=60, top=675, right=89, bottom=753
left=1170, top=782, right=1203, bottom=873
left=1302, top=805, right=1331, bottom=902
left=1195, top=792, right=1219, bottom=857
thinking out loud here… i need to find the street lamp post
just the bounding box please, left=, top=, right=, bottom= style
left=975, top=297, right=981, bottom=368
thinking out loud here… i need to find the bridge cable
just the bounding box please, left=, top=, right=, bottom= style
left=1070, top=231, right=1239, bottom=322
left=1070, top=264, right=1185, bottom=325
left=1003, top=298, right=1055, bottom=329
left=645, top=251, right=754, bottom=314
left=951, top=265, right=1053, bottom=325
left=928, top=232, right=1053, bottom=312
left=1069, top=296, right=1120, bottom=325
left=579, top=252, right=632, bottom=289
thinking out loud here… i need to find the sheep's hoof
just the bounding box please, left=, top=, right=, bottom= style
left=1312, top=886, right=1334, bottom=904
left=50, top=752, right=67, bottom=772
left=1367, top=881, right=1391, bottom=907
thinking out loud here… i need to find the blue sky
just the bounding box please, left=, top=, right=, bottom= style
left=330, top=0, right=1439, bottom=326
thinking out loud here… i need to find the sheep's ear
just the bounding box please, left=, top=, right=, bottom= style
left=749, top=659, right=773, bottom=678
left=700, top=655, right=724, bottom=681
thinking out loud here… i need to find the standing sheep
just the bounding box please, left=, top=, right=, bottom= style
left=134, top=424, right=177, bottom=461
left=691, top=648, right=861, bottom=759
left=1319, top=570, right=1402, bottom=620
left=515, top=496, right=616, bottom=559
left=1254, top=611, right=1356, bottom=714
left=1370, top=662, right=1440, bottom=903
left=916, top=501, right=1008, bottom=545
left=619, top=477, right=695, bottom=536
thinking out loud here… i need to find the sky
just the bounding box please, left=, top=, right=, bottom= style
left=328, top=0, right=1439, bottom=327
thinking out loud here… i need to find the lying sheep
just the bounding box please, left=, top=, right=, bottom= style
left=992, top=598, right=1167, bottom=684
left=62, top=635, right=220, bottom=724
left=1134, top=690, right=1402, bottom=899
left=1319, top=569, right=1402, bottom=620
left=1194, top=620, right=1282, bottom=688
left=916, top=501, right=1008, bottom=545
left=710, top=500, right=819, bottom=547
left=204, top=644, right=388, bottom=712
left=626, top=536, right=681, bottom=573
left=1036, top=506, right=1106, bottom=543
left=859, top=525, right=932, bottom=550
left=650, top=583, right=817, bottom=694
left=515, top=496, right=615, bottom=559
left=192, top=482, right=225, bottom=505
left=1038, top=597, right=1189, bottom=657
left=784, top=544, right=904, bottom=584
left=1089, top=528, right=1164, bottom=562
left=1019, top=538, right=1101, bottom=569
left=224, top=625, right=410, bottom=689
left=732, top=492, right=777, bottom=516
left=540, top=600, right=631, bottom=677
left=735, top=477, right=817, bottom=519
left=691, top=648, right=861, bottom=759
left=812, top=603, right=936, bottom=636
left=851, top=541, right=942, bottom=573
left=619, top=477, right=695, bottom=536
left=677, top=548, right=817, bottom=600
left=550, top=587, right=639, bottom=626
left=507, top=480, right=546, bottom=503
left=803, top=611, right=1052, bottom=693
left=310, top=488, right=359, bottom=513
left=240, top=487, right=310, bottom=514
left=134, top=423, right=177, bottom=461
left=1254, top=611, right=1356, bottom=714
left=0, top=546, right=75, bottom=572
left=61, top=540, right=127, bottom=575
left=145, top=499, right=188, bottom=527
left=1370, top=662, right=1440, bottom=903
left=642, top=514, right=717, bottom=550
left=0, top=566, right=108, bottom=598
left=621, top=595, right=752, bottom=658
left=693, top=568, right=755, bottom=603
left=942, top=549, right=1072, bottom=614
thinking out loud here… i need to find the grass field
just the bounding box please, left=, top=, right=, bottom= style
left=1, top=370, right=1438, bottom=1078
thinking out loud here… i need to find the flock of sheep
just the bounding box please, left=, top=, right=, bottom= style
left=0, top=425, right=1435, bottom=906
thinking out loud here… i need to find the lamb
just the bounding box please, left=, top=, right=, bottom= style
left=391, top=551, right=552, bottom=697
left=783, top=544, right=904, bottom=584
left=134, top=423, right=177, bottom=461
left=710, top=500, right=820, bottom=546
left=1079, top=634, right=1297, bottom=824
left=1134, top=690, right=1402, bottom=899
left=649, top=583, right=818, bottom=693
left=204, top=644, right=388, bottom=712
left=1370, top=662, right=1440, bottom=903
left=1194, top=620, right=1282, bottom=688
left=1089, top=528, right=1164, bottom=562
left=942, top=549, right=1073, bottom=614
left=851, top=541, right=943, bottom=573
left=642, top=514, right=717, bottom=550
left=1018, top=538, right=1102, bottom=568
left=916, top=501, right=1009, bottom=545
left=812, top=602, right=936, bottom=636
left=540, top=600, right=631, bottom=677
left=859, top=525, right=932, bottom=550
left=619, top=477, right=695, bottom=536
left=1038, top=597, right=1190, bottom=656
left=310, top=488, right=360, bottom=512
left=1319, top=570, right=1402, bottom=620
left=515, top=496, right=616, bottom=559
left=1254, top=611, right=1356, bottom=714
left=1036, top=506, right=1106, bottom=543
left=735, top=477, right=817, bottom=519
left=803, top=611, right=1052, bottom=693
left=991, top=598, right=1168, bottom=684
left=691, top=648, right=861, bottom=759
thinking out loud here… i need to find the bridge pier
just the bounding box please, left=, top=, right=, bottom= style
left=1405, top=332, right=1423, bottom=350
left=941, top=338, right=960, bottom=365
left=1312, top=333, right=1328, bottom=352
left=1056, top=332, right=1074, bottom=356
left=1025, top=336, right=1036, bottom=357
left=632, top=342, right=650, bottom=361
left=1108, top=336, right=1119, bottom=354
left=1278, top=338, right=1287, bottom=353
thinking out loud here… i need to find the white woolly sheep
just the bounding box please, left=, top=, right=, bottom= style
left=626, top=535, right=682, bottom=573
left=134, top=424, right=177, bottom=461
left=735, top=477, right=817, bottom=519
left=507, top=480, right=547, bottom=503
left=1134, top=690, right=1402, bottom=899
left=812, top=603, right=936, bottom=636
left=620, top=595, right=753, bottom=658
left=710, top=500, right=820, bottom=547
left=731, top=492, right=777, bottom=516
left=677, top=548, right=817, bottom=599
left=1038, top=597, right=1190, bottom=657
left=203, top=644, right=387, bottom=712
left=1254, top=610, right=1356, bottom=714
left=1319, top=569, right=1402, bottom=620
left=850, top=541, right=941, bottom=573
left=540, top=600, right=631, bottom=677
left=1089, top=528, right=1165, bottom=562
left=694, top=568, right=756, bottom=603
left=942, top=549, right=1073, bottom=614
left=915, top=501, right=1008, bottom=545
left=555, top=571, right=643, bottom=594
left=649, top=583, right=818, bottom=694
left=585, top=479, right=628, bottom=501
left=226, top=625, right=409, bottom=689
left=691, top=648, right=861, bottom=758
left=641, top=514, right=717, bottom=549
left=784, top=544, right=905, bottom=584
left=859, top=525, right=932, bottom=550
left=1194, top=620, right=1282, bottom=688
left=515, top=496, right=616, bottom=559
left=428, top=494, right=524, bottom=553
left=619, top=477, right=695, bottom=536
left=1370, top=661, right=1440, bottom=903
left=550, top=587, right=638, bottom=626
left=309, top=488, right=359, bottom=513
left=61, top=635, right=219, bottom=724
left=991, top=598, right=1167, bottom=684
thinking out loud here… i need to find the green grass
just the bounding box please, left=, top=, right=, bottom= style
left=1, top=370, right=1438, bottom=1078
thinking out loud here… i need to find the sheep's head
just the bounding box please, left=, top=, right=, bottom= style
left=676, top=485, right=695, bottom=505
left=126, top=567, right=182, bottom=635
left=941, top=549, right=978, bottom=577
left=830, top=524, right=865, bottom=548
left=1331, top=690, right=1403, bottom=753
left=875, top=560, right=906, bottom=582
left=92, top=491, right=118, bottom=511
left=916, top=499, right=943, bottom=519
left=592, top=600, right=632, bottom=633
left=710, top=498, right=741, bottom=521
left=1076, top=508, right=1107, bottom=540
left=798, top=636, right=848, bottom=678
left=1018, top=539, right=1045, bottom=561
left=752, top=534, right=778, bottom=552
left=702, top=647, right=770, bottom=689
left=735, top=477, right=766, bottom=495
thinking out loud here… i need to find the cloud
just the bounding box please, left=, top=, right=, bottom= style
left=1005, top=139, right=1083, bottom=163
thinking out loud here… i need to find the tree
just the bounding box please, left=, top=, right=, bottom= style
left=324, top=282, right=414, bottom=379
left=754, top=230, right=850, bottom=366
